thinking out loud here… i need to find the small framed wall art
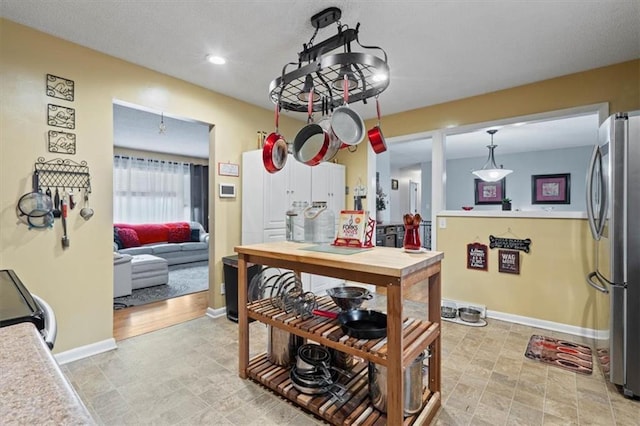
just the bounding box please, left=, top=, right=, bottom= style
left=391, top=179, right=398, bottom=190
left=498, top=249, right=520, bottom=274
left=46, top=74, right=75, bottom=101
left=474, top=178, right=505, bottom=205
left=531, top=173, right=570, bottom=204
left=47, top=130, right=76, bottom=155
left=47, top=104, right=76, bottom=129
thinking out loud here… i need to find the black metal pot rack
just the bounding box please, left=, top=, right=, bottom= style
left=33, top=157, right=91, bottom=192
left=268, top=7, right=390, bottom=113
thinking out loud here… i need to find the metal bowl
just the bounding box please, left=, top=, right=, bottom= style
left=326, top=286, right=373, bottom=311
left=440, top=306, right=457, bottom=319
left=458, top=307, right=482, bottom=323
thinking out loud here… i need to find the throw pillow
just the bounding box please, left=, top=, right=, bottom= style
left=190, top=228, right=200, bottom=242
left=118, top=228, right=141, bottom=248
left=167, top=223, right=191, bottom=243
left=113, top=227, right=124, bottom=250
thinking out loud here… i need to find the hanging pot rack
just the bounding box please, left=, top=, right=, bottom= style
left=268, top=7, right=390, bottom=113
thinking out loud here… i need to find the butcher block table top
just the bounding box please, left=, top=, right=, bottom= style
left=0, top=323, right=94, bottom=425
left=235, top=241, right=444, bottom=287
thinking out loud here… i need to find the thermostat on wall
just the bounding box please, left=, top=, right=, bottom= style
left=219, top=183, right=236, bottom=198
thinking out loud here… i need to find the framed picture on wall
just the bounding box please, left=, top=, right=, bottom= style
left=531, top=173, right=570, bottom=204
left=474, top=178, right=505, bottom=205
left=391, top=179, right=398, bottom=190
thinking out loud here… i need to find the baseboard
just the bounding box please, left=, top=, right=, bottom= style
left=486, top=309, right=610, bottom=340
left=206, top=307, right=226, bottom=318
left=54, top=338, right=117, bottom=365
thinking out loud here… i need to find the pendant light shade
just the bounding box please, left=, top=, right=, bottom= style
left=332, top=64, right=358, bottom=91
left=297, top=74, right=320, bottom=102
left=472, top=129, right=512, bottom=182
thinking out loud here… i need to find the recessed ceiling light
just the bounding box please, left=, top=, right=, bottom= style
left=206, top=55, right=226, bottom=65
left=512, top=122, right=527, bottom=127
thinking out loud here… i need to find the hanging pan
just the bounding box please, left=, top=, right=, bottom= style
left=330, top=76, right=365, bottom=147
left=262, top=103, right=288, bottom=173
left=368, top=97, right=387, bottom=154
left=293, top=88, right=333, bottom=166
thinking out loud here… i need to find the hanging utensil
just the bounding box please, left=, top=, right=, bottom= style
left=68, top=190, right=76, bottom=210
left=292, top=88, right=332, bottom=166
left=53, top=188, right=61, bottom=218
left=367, top=97, right=388, bottom=154
left=330, top=76, right=365, bottom=146
left=79, top=188, right=94, bottom=220
left=61, top=197, right=70, bottom=248
left=262, top=102, right=288, bottom=173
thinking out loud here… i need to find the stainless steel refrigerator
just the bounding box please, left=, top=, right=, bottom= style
left=586, top=111, right=639, bottom=398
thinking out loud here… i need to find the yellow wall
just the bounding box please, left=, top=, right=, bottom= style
left=0, top=19, right=303, bottom=352
left=1, top=18, right=637, bottom=352
left=436, top=216, right=609, bottom=330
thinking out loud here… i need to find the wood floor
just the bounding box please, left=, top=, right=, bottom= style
left=113, top=291, right=208, bottom=341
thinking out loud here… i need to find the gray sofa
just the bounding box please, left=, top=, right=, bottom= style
left=114, top=221, right=209, bottom=266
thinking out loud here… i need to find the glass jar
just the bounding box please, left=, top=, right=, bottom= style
left=286, top=201, right=308, bottom=242
left=304, top=201, right=335, bottom=243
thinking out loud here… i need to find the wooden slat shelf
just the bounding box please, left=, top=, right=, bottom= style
left=247, top=353, right=441, bottom=426
left=236, top=242, right=444, bottom=426
left=248, top=296, right=440, bottom=368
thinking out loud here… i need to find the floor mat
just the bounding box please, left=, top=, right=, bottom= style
left=524, top=335, right=593, bottom=375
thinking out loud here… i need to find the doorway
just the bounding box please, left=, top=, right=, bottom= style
left=112, top=101, right=213, bottom=339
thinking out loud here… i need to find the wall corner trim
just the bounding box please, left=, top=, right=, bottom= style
left=206, top=307, right=226, bottom=319
left=54, top=338, right=117, bottom=365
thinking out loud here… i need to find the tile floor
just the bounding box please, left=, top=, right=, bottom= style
left=63, top=309, right=639, bottom=425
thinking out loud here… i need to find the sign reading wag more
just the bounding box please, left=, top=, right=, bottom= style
left=467, top=243, right=488, bottom=271
left=335, top=210, right=368, bottom=243
left=498, top=250, right=520, bottom=274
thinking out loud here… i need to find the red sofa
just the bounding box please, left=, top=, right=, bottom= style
left=114, top=221, right=209, bottom=265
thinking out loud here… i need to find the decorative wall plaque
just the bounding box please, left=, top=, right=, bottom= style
left=489, top=235, right=532, bottom=253
left=498, top=250, right=520, bottom=274
left=467, top=243, right=488, bottom=271
left=47, top=130, right=76, bottom=155
left=46, top=74, right=75, bottom=101
left=218, top=162, right=239, bottom=177
left=47, top=104, right=76, bottom=129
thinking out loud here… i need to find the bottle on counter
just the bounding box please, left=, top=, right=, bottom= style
left=286, top=201, right=308, bottom=242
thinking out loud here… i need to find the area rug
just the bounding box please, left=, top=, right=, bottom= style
left=524, top=335, right=593, bottom=375
left=114, top=261, right=208, bottom=309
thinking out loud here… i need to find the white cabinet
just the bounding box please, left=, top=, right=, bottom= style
left=242, top=150, right=347, bottom=292
left=263, top=158, right=312, bottom=229
left=311, top=162, right=346, bottom=221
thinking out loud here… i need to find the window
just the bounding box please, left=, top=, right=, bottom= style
left=114, top=156, right=191, bottom=223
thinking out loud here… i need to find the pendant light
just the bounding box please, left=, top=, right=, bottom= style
left=472, top=129, right=512, bottom=182
left=158, top=112, right=167, bottom=134
left=297, top=74, right=320, bottom=102
left=331, top=64, right=358, bottom=91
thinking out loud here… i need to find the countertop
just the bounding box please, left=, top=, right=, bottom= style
left=0, top=322, right=94, bottom=425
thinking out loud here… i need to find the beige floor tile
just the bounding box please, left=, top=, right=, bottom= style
left=507, top=400, right=544, bottom=426
left=542, top=412, right=578, bottom=425
left=434, top=406, right=472, bottom=425
left=513, top=387, right=544, bottom=411
left=543, top=399, right=578, bottom=421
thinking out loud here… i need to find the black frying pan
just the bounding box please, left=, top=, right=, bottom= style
left=313, top=309, right=387, bottom=339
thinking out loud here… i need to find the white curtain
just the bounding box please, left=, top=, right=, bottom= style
left=114, top=156, right=191, bottom=223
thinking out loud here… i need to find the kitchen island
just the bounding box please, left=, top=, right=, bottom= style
left=235, top=241, right=444, bottom=426
left=0, top=322, right=94, bottom=424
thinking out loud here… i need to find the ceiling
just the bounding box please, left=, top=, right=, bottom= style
left=2, top=0, right=638, bottom=121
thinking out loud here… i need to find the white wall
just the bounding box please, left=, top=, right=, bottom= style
left=389, top=167, right=421, bottom=223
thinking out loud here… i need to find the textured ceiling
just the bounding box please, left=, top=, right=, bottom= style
left=1, top=0, right=638, bottom=120
left=2, top=1, right=637, bottom=166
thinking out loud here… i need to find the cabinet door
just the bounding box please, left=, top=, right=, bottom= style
left=312, top=162, right=345, bottom=218
left=288, top=160, right=312, bottom=205
left=263, top=159, right=289, bottom=229
left=242, top=150, right=266, bottom=242
left=263, top=228, right=286, bottom=243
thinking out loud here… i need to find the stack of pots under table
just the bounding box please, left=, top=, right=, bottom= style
left=323, top=285, right=428, bottom=416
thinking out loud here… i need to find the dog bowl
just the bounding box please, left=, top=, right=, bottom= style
left=458, top=307, right=482, bottom=323
left=440, top=306, right=457, bottom=319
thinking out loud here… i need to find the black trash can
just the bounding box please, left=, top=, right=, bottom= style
left=222, top=255, right=262, bottom=322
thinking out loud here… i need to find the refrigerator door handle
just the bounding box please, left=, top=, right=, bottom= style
left=586, top=271, right=609, bottom=294
left=586, top=145, right=604, bottom=240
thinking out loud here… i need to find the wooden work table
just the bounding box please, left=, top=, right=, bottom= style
left=235, top=241, right=444, bottom=426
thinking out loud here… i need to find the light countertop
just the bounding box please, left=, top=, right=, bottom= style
left=0, top=322, right=94, bottom=425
